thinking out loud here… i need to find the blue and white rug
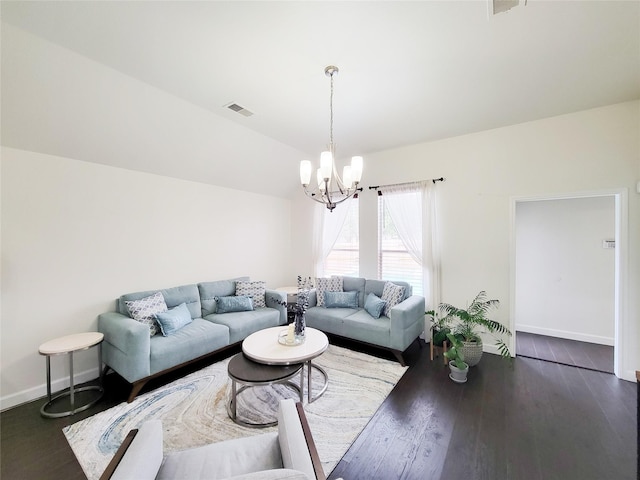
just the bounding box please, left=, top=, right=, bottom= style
left=63, top=344, right=407, bottom=479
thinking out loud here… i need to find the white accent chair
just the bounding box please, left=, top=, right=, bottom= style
left=100, top=399, right=325, bottom=480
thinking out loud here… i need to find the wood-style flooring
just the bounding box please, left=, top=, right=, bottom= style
left=1, top=338, right=637, bottom=480
left=516, top=331, right=614, bottom=373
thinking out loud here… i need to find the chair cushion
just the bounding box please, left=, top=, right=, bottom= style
left=158, top=432, right=282, bottom=480
left=222, top=469, right=310, bottom=480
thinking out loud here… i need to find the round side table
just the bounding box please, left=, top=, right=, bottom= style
left=38, top=332, right=105, bottom=418
left=227, top=353, right=303, bottom=428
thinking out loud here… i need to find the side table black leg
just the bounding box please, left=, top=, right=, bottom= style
left=231, top=379, right=237, bottom=420
left=69, top=352, right=75, bottom=412
left=45, top=355, right=52, bottom=404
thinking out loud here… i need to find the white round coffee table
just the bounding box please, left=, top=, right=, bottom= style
left=242, top=326, right=329, bottom=403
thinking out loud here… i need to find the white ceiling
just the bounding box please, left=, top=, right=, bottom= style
left=2, top=1, right=639, bottom=188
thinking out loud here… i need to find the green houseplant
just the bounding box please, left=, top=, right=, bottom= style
left=443, top=333, right=468, bottom=383
left=436, top=291, right=512, bottom=366
left=426, top=309, right=452, bottom=348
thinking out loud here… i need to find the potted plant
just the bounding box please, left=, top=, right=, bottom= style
left=426, top=309, right=452, bottom=362
left=443, top=333, right=469, bottom=383
left=436, top=291, right=512, bottom=366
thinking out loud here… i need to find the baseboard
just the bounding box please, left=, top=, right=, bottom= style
left=515, top=324, right=614, bottom=346
left=0, top=367, right=101, bottom=412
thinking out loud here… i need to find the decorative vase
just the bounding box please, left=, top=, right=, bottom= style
left=461, top=339, right=483, bottom=366
left=448, top=362, right=469, bottom=383
left=294, top=312, right=306, bottom=343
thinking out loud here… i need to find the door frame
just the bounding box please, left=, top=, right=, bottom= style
left=509, top=188, right=628, bottom=379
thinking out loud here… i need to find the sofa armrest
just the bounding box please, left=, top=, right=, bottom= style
left=98, top=312, right=151, bottom=381
left=265, top=289, right=287, bottom=324
left=277, top=400, right=325, bottom=480
left=389, top=295, right=425, bottom=330
left=99, top=312, right=151, bottom=355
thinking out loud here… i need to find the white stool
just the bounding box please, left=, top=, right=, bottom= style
left=38, top=332, right=104, bottom=418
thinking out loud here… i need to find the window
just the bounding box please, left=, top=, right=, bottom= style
left=324, top=201, right=359, bottom=277
left=378, top=195, right=423, bottom=296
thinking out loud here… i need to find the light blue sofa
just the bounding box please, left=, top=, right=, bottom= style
left=98, top=277, right=287, bottom=402
left=305, top=277, right=425, bottom=366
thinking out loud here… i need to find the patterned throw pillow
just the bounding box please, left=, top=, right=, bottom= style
left=125, top=291, right=168, bottom=336
left=315, top=276, right=343, bottom=307
left=381, top=282, right=406, bottom=317
left=235, top=280, right=266, bottom=308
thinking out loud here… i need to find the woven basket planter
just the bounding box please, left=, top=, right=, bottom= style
left=461, top=339, right=483, bottom=367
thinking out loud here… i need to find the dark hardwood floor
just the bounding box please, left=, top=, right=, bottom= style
left=1, top=339, right=636, bottom=480
left=516, top=331, right=614, bottom=373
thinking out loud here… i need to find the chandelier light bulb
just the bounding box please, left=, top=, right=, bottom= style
left=351, top=156, right=363, bottom=184
left=320, top=151, right=332, bottom=180
left=343, top=165, right=352, bottom=188
left=300, top=160, right=312, bottom=186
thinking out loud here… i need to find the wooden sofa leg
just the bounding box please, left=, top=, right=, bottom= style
left=391, top=350, right=407, bottom=367
left=127, top=380, right=148, bottom=403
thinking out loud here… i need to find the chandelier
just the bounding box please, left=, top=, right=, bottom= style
left=299, top=66, right=363, bottom=212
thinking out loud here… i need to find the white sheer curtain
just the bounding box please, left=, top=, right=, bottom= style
left=381, top=181, right=441, bottom=311
left=311, top=199, right=352, bottom=277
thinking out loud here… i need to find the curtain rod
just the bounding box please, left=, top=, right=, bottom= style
left=368, top=177, right=445, bottom=191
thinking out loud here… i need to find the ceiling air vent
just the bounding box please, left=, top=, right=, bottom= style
left=491, top=0, right=520, bottom=15
left=225, top=102, right=253, bottom=117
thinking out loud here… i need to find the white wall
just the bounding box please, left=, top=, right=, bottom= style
left=515, top=197, right=615, bottom=344
left=291, top=100, right=640, bottom=381
left=0, top=22, right=303, bottom=410
left=0, top=148, right=293, bottom=410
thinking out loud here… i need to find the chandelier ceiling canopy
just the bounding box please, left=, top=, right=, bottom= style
left=300, top=66, right=363, bottom=212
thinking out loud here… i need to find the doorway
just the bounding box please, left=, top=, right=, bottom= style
left=509, top=190, right=627, bottom=378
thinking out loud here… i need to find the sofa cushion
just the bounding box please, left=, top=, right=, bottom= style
left=154, top=302, right=193, bottom=336
left=305, top=306, right=355, bottom=337
left=364, top=279, right=412, bottom=301
left=343, top=309, right=391, bottom=346
left=119, top=284, right=202, bottom=320
left=235, top=280, right=267, bottom=308
left=314, top=277, right=343, bottom=307
left=324, top=291, right=359, bottom=309
left=149, top=319, right=230, bottom=375
left=381, top=282, right=406, bottom=317
left=198, top=277, right=250, bottom=316
left=216, top=296, right=254, bottom=313
left=205, top=308, right=280, bottom=344
left=364, top=293, right=387, bottom=319
left=341, top=276, right=367, bottom=307
left=125, top=292, right=167, bottom=336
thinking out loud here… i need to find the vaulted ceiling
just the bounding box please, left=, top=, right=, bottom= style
left=2, top=1, right=639, bottom=196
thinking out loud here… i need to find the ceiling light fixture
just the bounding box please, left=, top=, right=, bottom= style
left=300, top=66, right=363, bottom=212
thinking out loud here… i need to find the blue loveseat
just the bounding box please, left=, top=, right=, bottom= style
left=305, top=277, right=425, bottom=366
left=98, top=277, right=286, bottom=402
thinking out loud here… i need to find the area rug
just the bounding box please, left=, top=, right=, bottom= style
left=63, top=345, right=407, bottom=479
